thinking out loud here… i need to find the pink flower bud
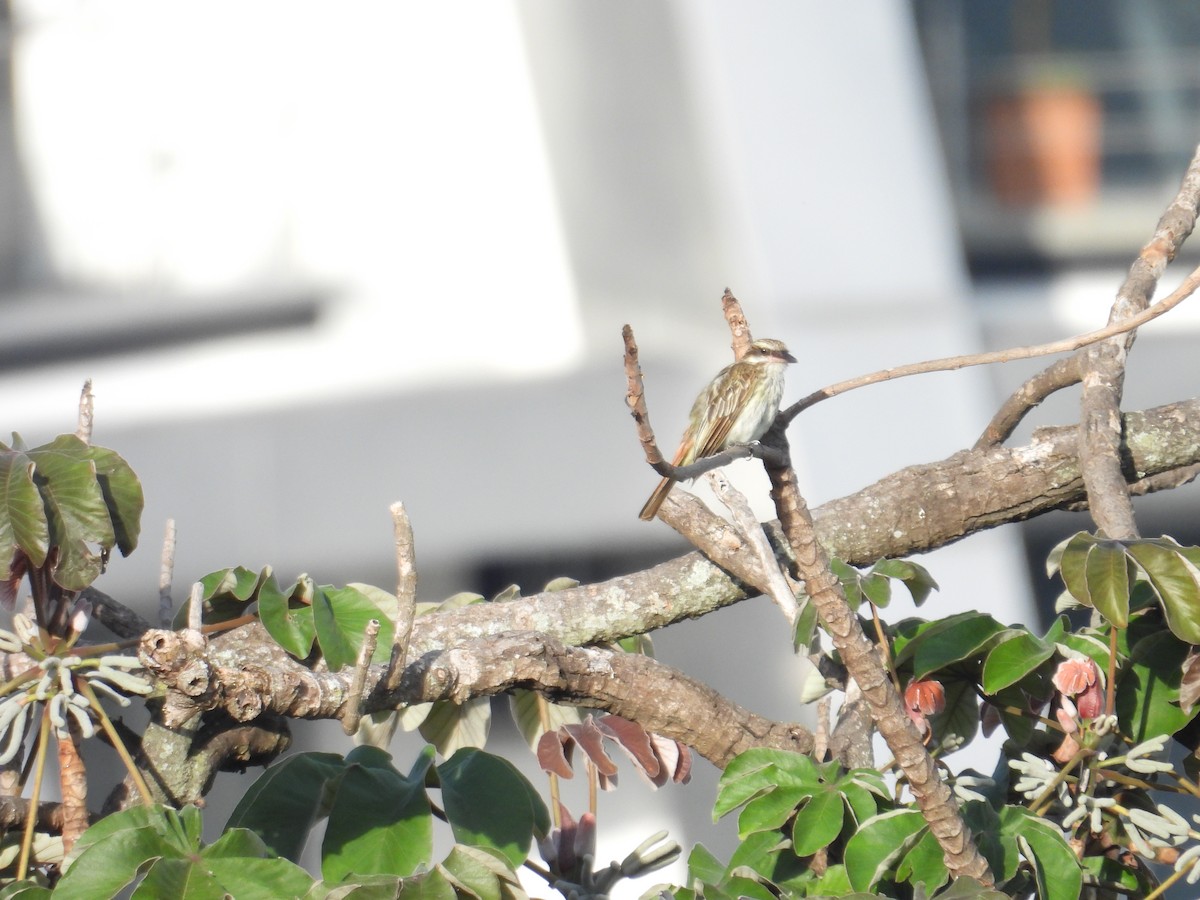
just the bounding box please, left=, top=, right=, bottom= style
left=905, top=678, right=946, bottom=716
left=1052, top=658, right=1099, bottom=697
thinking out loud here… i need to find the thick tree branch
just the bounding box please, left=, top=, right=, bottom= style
left=408, top=399, right=1200, bottom=656
left=1078, top=146, right=1200, bottom=538
left=763, top=426, right=993, bottom=883
left=138, top=625, right=813, bottom=773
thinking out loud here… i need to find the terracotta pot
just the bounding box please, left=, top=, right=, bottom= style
left=986, top=86, right=1102, bottom=207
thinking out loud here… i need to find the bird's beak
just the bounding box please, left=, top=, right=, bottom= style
left=779, top=348, right=798, bottom=364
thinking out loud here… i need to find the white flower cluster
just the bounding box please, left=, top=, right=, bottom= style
left=1010, top=752, right=1064, bottom=803
left=0, top=623, right=153, bottom=763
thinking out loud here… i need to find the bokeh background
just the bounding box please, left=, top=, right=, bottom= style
left=0, top=1, right=1198, bottom=892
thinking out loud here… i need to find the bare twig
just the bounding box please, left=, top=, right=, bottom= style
left=780, top=263, right=1200, bottom=425
left=81, top=587, right=151, bottom=639
left=975, top=356, right=1082, bottom=448
left=706, top=471, right=799, bottom=629
left=158, top=519, right=177, bottom=628
left=622, top=325, right=665, bottom=471
left=76, top=380, right=94, bottom=445
left=187, top=583, right=204, bottom=633
left=385, top=502, right=418, bottom=694
left=342, top=619, right=380, bottom=735
left=721, top=288, right=753, bottom=360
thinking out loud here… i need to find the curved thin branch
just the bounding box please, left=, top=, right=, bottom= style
left=779, top=263, right=1200, bottom=425
left=975, top=355, right=1082, bottom=449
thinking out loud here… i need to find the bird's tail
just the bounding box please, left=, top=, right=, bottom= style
left=638, top=476, right=676, bottom=521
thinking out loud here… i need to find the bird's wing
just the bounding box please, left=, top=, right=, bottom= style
left=693, top=363, right=754, bottom=459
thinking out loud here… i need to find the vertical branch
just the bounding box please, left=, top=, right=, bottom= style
left=187, top=583, right=204, bottom=633
left=763, top=430, right=993, bottom=884
left=158, top=519, right=177, bottom=628
left=342, top=619, right=380, bottom=735
left=721, top=288, right=753, bottom=360
left=1079, top=142, right=1200, bottom=539
left=56, top=732, right=88, bottom=853
left=75, top=380, right=94, bottom=445
left=385, top=502, right=418, bottom=694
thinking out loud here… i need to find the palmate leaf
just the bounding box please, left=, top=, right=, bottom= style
left=437, top=748, right=550, bottom=868
left=321, top=747, right=433, bottom=883
left=312, top=585, right=396, bottom=671
left=893, top=611, right=1007, bottom=680
left=57, top=805, right=312, bottom=900
left=12, top=435, right=143, bottom=592
left=1054, top=532, right=1200, bottom=643
left=0, top=447, right=48, bottom=578
left=418, top=697, right=492, bottom=757
left=831, top=558, right=938, bottom=612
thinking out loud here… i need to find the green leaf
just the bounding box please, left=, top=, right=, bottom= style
left=793, top=598, right=819, bottom=652
left=791, top=789, right=846, bottom=857
left=1054, top=531, right=1100, bottom=606
left=194, top=854, right=314, bottom=900
left=83, top=442, right=143, bottom=558
left=738, top=784, right=813, bottom=838
left=0, top=884, right=51, bottom=899
left=894, top=825, right=947, bottom=894
left=130, top=858, right=227, bottom=900
left=859, top=572, right=892, bottom=608
left=508, top=691, right=581, bottom=751
left=438, top=845, right=525, bottom=900
left=898, top=612, right=1007, bottom=680
left=438, top=748, right=549, bottom=867
left=56, top=824, right=169, bottom=900
left=686, top=843, right=726, bottom=885
left=57, top=805, right=267, bottom=900
left=832, top=558, right=863, bottom=610
left=1083, top=539, right=1133, bottom=629
left=418, top=697, right=492, bottom=757
left=1116, top=629, right=1197, bottom=743
left=312, top=585, right=396, bottom=671
left=1001, top=806, right=1083, bottom=900
left=1127, top=539, right=1200, bottom=644
left=982, top=629, right=1054, bottom=694
left=258, top=571, right=316, bottom=658
left=26, top=436, right=115, bottom=590
left=725, top=829, right=804, bottom=886
left=870, top=559, right=938, bottom=606
left=179, top=566, right=279, bottom=628
left=0, top=447, right=49, bottom=575
left=322, top=748, right=432, bottom=881
left=715, top=749, right=817, bottom=819
left=843, top=808, right=925, bottom=892
left=226, top=751, right=348, bottom=861
left=935, top=677, right=979, bottom=747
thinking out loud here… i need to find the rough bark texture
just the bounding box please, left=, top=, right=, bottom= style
left=90, top=400, right=1200, bottom=828
left=765, top=436, right=994, bottom=884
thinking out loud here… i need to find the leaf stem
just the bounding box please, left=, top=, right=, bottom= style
left=16, top=706, right=51, bottom=881
left=77, top=680, right=154, bottom=807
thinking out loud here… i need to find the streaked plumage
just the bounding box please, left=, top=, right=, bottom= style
left=639, top=338, right=796, bottom=520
